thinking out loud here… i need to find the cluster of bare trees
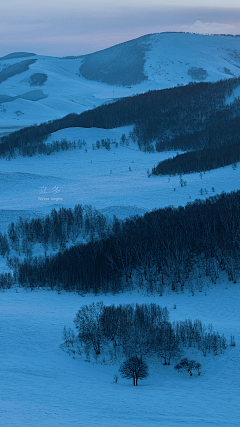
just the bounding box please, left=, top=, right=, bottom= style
left=1, top=133, right=130, bottom=159
left=0, top=272, right=13, bottom=289
left=62, top=303, right=227, bottom=366
left=132, top=79, right=240, bottom=152
left=72, top=302, right=169, bottom=361
left=152, top=126, right=240, bottom=176
left=61, top=302, right=229, bottom=385
left=155, top=108, right=240, bottom=152
left=174, top=358, right=201, bottom=376
left=0, top=59, right=37, bottom=84
left=3, top=204, right=111, bottom=260
left=0, top=232, right=10, bottom=257
left=8, top=138, right=87, bottom=158
left=29, top=72, right=47, bottom=86
left=14, top=190, right=240, bottom=293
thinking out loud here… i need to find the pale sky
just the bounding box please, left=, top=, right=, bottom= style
left=0, top=0, right=240, bottom=57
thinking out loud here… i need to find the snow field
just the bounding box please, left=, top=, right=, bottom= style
left=144, top=33, right=240, bottom=89
left=0, top=125, right=240, bottom=221
left=0, top=281, right=239, bottom=426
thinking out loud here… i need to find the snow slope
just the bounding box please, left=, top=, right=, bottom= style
left=0, top=282, right=239, bottom=427
left=0, top=125, right=240, bottom=225
left=1, top=33, right=240, bottom=130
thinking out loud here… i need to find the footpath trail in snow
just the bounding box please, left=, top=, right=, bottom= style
left=0, top=283, right=239, bottom=426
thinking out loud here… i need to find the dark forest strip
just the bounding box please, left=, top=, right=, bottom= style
left=1, top=78, right=240, bottom=159
left=15, top=190, right=240, bottom=293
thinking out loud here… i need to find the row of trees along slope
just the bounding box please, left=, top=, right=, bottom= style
left=151, top=112, right=240, bottom=175
left=155, top=112, right=240, bottom=152
left=15, top=190, right=240, bottom=293
left=0, top=77, right=240, bottom=158
left=1, top=204, right=111, bottom=259
left=151, top=136, right=240, bottom=176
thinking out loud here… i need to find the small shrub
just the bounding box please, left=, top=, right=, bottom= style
left=113, top=374, right=119, bottom=384
left=174, top=358, right=202, bottom=376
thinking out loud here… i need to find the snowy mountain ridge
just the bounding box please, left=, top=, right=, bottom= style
left=1, top=32, right=240, bottom=131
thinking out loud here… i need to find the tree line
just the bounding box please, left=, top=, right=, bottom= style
left=0, top=59, right=37, bottom=84
left=13, top=190, right=240, bottom=293
left=133, top=81, right=240, bottom=152
left=7, top=138, right=87, bottom=159
left=151, top=136, right=240, bottom=176
left=154, top=106, right=240, bottom=152
left=0, top=135, right=126, bottom=159
left=1, top=204, right=113, bottom=261
left=1, top=77, right=240, bottom=159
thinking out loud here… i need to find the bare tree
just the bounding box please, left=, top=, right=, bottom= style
left=119, top=356, right=149, bottom=386
left=74, top=302, right=104, bottom=356
left=155, top=321, right=182, bottom=365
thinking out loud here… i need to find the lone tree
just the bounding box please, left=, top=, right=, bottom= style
left=119, top=356, right=149, bottom=386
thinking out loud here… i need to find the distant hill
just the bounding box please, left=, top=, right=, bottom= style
left=1, top=33, right=240, bottom=129
left=0, top=52, right=36, bottom=60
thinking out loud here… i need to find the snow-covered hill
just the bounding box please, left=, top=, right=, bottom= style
left=1, top=33, right=240, bottom=131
